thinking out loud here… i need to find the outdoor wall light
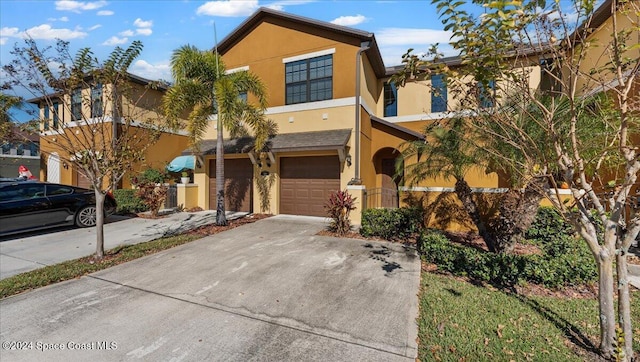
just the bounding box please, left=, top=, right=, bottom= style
left=346, top=154, right=352, bottom=166
left=62, top=161, right=69, bottom=169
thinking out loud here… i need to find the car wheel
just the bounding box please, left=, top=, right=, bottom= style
left=75, top=206, right=97, bottom=227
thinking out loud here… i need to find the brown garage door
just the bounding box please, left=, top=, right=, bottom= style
left=209, top=158, right=253, bottom=212
left=280, top=156, right=340, bottom=217
left=76, top=170, right=91, bottom=189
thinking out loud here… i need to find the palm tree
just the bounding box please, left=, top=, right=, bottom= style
left=163, top=45, right=276, bottom=225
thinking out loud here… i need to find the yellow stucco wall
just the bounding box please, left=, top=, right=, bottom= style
left=221, top=19, right=361, bottom=106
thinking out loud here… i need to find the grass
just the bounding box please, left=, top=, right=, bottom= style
left=0, top=234, right=199, bottom=299
left=418, top=271, right=640, bottom=361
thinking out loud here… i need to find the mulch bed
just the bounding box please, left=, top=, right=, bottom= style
left=186, top=213, right=271, bottom=237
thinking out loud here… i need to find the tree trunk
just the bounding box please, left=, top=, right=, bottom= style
left=95, top=190, right=105, bottom=259
left=490, top=177, right=547, bottom=253
left=597, top=249, right=616, bottom=359
left=215, top=119, right=228, bottom=226
left=454, top=178, right=498, bottom=252
left=616, top=248, right=633, bottom=360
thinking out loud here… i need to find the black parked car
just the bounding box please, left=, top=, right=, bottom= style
left=0, top=181, right=117, bottom=236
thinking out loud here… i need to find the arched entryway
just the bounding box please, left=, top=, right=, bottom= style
left=47, top=152, right=60, bottom=183
left=371, top=147, right=403, bottom=208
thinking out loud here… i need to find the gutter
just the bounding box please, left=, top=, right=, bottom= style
left=350, top=41, right=370, bottom=185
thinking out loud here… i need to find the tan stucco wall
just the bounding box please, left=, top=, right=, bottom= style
left=575, top=8, right=640, bottom=93
left=221, top=19, right=361, bottom=107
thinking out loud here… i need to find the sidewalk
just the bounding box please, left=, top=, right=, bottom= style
left=0, top=211, right=246, bottom=279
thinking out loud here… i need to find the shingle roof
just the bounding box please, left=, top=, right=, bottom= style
left=186, top=129, right=353, bottom=155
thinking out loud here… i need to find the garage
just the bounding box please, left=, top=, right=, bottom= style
left=76, top=170, right=91, bottom=189
left=280, top=156, right=340, bottom=217
left=209, top=158, right=253, bottom=212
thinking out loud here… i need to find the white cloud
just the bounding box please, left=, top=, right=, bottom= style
left=330, top=14, right=367, bottom=26
left=88, top=24, right=102, bottom=31
left=23, top=24, right=88, bottom=40
left=130, top=59, right=171, bottom=81
left=0, top=27, right=20, bottom=37
left=376, top=28, right=452, bottom=46
left=97, top=10, right=114, bottom=16
left=133, top=18, right=153, bottom=28
left=197, top=0, right=259, bottom=17
left=265, top=0, right=315, bottom=11
left=0, top=38, right=7, bottom=45
left=102, top=36, right=128, bottom=46
left=55, top=0, right=108, bottom=13
left=119, top=30, right=134, bottom=36
left=136, top=28, right=152, bottom=36
left=380, top=44, right=457, bottom=67
left=60, top=16, right=69, bottom=22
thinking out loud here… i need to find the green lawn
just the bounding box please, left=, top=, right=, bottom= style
left=418, top=271, right=640, bottom=361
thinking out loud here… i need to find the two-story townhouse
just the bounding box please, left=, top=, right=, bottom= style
left=179, top=8, right=430, bottom=221
left=180, top=2, right=637, bottom=225
left=29, top=73, right=189, bottom=189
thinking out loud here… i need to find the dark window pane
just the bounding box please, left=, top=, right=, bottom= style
left=285, top=54, right=332, bottom=105
left=384, top=82, right=398, bottom=117
left=46, top=185, right=73, bottom=196
left=431, top=74, right=447, bottom=113
left=71, top=88, right=82, bottom=121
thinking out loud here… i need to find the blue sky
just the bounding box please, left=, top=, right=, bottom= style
left=1, top=0, right=588, bottom=122
left=1, top=0, right=459, bottom=84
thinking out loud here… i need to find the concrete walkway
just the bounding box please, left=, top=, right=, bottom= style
left=0, top=215, right=420, bottom=361
left=0, top=211, right=246, bottom=279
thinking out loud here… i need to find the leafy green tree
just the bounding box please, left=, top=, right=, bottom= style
left=0, top=93, right=24, bottom=142
left=3, top=39, right=167, bottom=259
left=396, top=0, right=638, bottom=358
left=163, top=45, right=276, bottom=226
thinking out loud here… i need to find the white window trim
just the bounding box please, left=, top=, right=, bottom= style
left=266, top=97, right=353, bottom=114
left=282, top=48, right=335, bottom=64
left=225, top=66, right=249, bottom=74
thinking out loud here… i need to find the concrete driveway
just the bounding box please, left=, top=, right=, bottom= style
left=0, top=215, right=420, bottom=361
left=0, top=211, right=244, bottom=279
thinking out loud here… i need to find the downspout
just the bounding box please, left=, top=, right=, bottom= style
left=349, top=41, right=370, bottom=185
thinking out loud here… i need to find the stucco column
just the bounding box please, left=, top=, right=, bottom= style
left=346, top=185, right=366, bottom=227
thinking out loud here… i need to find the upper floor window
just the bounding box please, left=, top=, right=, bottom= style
left=540, top=58, right=561, bottom=95
left=478, top=80, right=496, bottom=108
left=52, top=101, right=59, bottom=128
left=431, top=74, right=447, bottom=113
left=285, top=54, right=333, bottom=105
left=43, top=104, right=50, bottom=130
left=383, top=82, right=397, bottom=117
left=71, top=88, right=82, bottom=121
left=91, top=83, right=103, bottom=118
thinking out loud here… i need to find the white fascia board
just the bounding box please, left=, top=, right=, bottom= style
left=282, top=48, right=336, bottom=63
left=399, top=186, right=509, bottom=193
left=225, top=66, right=249, bottom=74
left=265, top=97, right=354, bottom=115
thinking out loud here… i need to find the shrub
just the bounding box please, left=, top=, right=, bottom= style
left=325, top=190, right=356, bottom=235
left=420, top=217, right=597, bottom=288
left=113, top=189, right=148, bottom=214
left=524, top=207, right=573, bottom=243
left=131, top=168, right=169, bottom=217
left=360, top=207, right=424, bottom=241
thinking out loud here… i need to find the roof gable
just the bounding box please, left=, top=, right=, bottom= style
left=216, top=7, right=386, bottom=77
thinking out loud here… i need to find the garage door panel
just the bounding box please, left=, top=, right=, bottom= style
left=209, top=159, right=253, bottom=212
left=280, top=156, right=340, bottom=217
